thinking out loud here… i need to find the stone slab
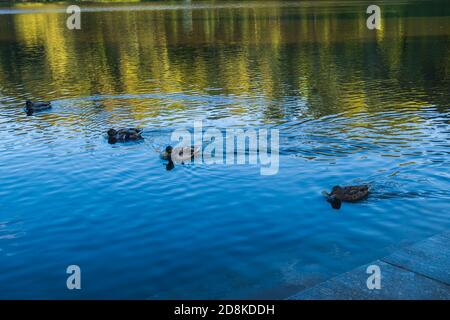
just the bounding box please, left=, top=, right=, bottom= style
left=288, top=260, right=450, bottom=300
left=382, top=231, right=450, bottom=285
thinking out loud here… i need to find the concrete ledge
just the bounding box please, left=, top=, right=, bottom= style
left=382, top=231, right=450, bottom=286
left=288, top=231, right=450, bottom=300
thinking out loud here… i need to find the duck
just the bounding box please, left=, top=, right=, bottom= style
left=107, top=128, right=143, bottom=144
left=161, top=145, right=200, bottom=162
left=323, top=185, right=369, bottom=209
left=25, top=100, right=51, bottom=115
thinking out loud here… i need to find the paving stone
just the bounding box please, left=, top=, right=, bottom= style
left=289, top=260, right=450, bottom=300
left=381, top=232, right=450, bottom=285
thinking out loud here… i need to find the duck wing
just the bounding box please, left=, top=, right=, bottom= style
left=341, top=185, right=369, bottom=202
left=35, top=102, right=51, bottom=107
left=120, top=128, right=143, bottom=135
left=30, top=102, right=51, bottom=110
left=171, top=146, right=197, bottom=162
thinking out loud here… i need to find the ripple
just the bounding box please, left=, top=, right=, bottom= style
left=0, top=1, right=449, bottom=299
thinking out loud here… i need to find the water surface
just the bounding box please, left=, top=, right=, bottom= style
left=0, top=1, right=449, bottom=299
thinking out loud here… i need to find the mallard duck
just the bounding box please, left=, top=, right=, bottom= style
left=25, top=100, right=51, bottom=115
left=323, top=185, right=369, bottom=209
left=161, top=145, right=199, bottom=162
left=107, top=128, right=143, bottom=144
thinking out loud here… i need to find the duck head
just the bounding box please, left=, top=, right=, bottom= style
left=107, top=129, right=117, bottom=137
left=327, top=194, right=342, bottom=210
left=25, top=101, right=34, bottom=115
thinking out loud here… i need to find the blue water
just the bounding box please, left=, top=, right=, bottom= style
left=0, top=1, right=449, bottom=299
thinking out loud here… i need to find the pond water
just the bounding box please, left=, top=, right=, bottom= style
left=0, top=1, right=449, bottom=299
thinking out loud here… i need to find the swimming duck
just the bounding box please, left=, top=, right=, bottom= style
left=323, top=185, right=369, bottom=209
left=25, top=100, right=51, bottom=115
left=161, top=145, right=199, bottom=162
left=107, top=128, right=143, bottom=144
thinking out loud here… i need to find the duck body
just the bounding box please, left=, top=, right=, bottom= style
left=161, top=145, right=200, bottom=162
left=107, top=128, right=143, bottom=144
left=25, top=100, right=51, bottom=114
left=323, top=185, right=369, bottom=209
left=330, top=185, right=369, bottom=202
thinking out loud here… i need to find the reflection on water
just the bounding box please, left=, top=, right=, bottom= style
left=0, top=1, right=449, bottom=299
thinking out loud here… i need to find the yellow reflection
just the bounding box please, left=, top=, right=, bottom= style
left=0, top=1, right=448, bottom=127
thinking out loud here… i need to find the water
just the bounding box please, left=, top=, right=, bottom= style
left=0, top=1, right=449, bottom=299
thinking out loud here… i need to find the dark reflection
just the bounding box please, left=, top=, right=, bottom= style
left=165, top=159, right=175, bottom=171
